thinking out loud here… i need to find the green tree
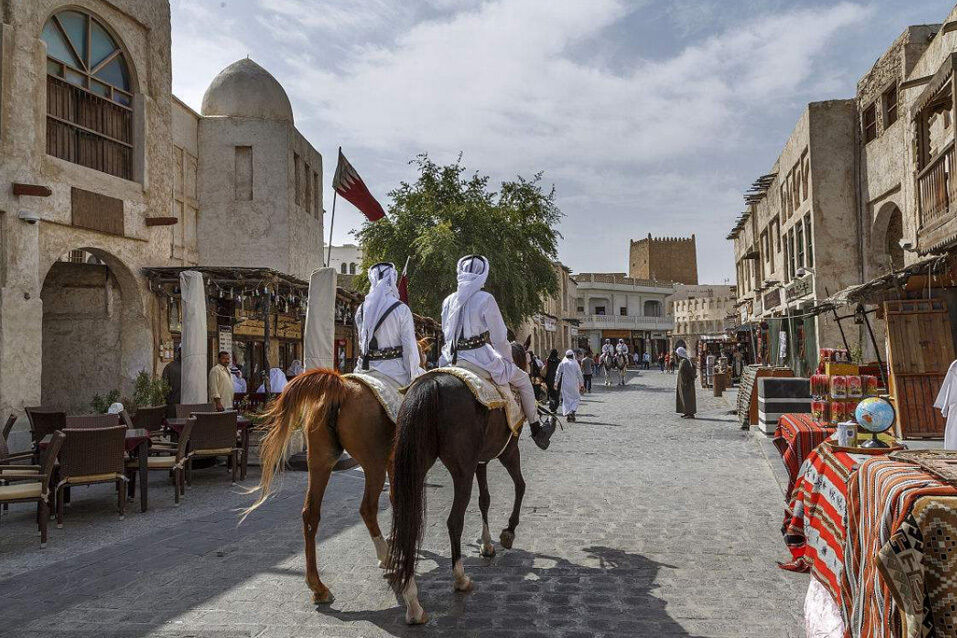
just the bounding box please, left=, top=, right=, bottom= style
left=355, top=155, right=562, bottom=328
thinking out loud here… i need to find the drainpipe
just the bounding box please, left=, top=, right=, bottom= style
left=853, top=104, right=867, bottom=357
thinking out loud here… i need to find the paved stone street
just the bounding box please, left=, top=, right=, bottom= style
left=0, top=370, right=805, bottom=637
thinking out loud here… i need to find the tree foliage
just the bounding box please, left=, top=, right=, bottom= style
left=355, top=155, right=562, bottom=329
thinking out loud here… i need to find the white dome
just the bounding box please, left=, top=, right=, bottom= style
left=201, top=58, right=294, bottom=123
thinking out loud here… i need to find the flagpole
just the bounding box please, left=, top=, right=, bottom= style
left=325, top=146, right=341, bottom=267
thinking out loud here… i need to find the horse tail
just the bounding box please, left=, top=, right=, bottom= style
left=387, top=375, right=441, bottom=592
left=242, top=368, right=346, bottom=519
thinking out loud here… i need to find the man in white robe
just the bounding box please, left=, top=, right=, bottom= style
left=257, top=367, right=287, bottom=394
left=934, top=359, right=957, bottom=450
left=439, top=255, right=555, bottom=450
left=600, top=339, right=614, bottom=368
left=616, top=339, right=629, bottom=357
left=355, top=262, right=425, bottom=387
left=555, top=350, right=584, bottom=421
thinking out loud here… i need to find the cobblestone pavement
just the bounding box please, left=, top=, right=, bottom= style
left=0, top=370, right=805, bottom=637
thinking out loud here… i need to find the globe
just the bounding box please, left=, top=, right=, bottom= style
left=855, top=396, right=896, bottom=448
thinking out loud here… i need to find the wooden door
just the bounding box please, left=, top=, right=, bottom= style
left=884, top=299, right=955, bottom=438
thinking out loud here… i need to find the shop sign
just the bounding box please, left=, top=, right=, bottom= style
left=763, top=288, right=781, bottom=310
left=543, top=316, right=557, bottom=332
left=218, top=326, right=233, bottom=355
left=786, top=277, right=812, bottom=301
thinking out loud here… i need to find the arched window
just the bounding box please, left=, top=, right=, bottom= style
left=42, top=9, right=134, bottom=179
left=643, top=300, right=662, bottom=317
left=349, top=263, right=356, bottom=275
left=340, top=263, right=347, bottom=274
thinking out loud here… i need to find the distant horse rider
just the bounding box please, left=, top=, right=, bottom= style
left=439, top=255, right=555, bottom=450
left=355, top=262, right=425, bottom=386
left=600, top=339, right=614, bottom=368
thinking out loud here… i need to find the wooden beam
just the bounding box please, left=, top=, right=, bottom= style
left=900, top=75, right=933, bottom=91
left=12, top=183, right=52, bottom=197
left=145, top=217, right=178, bottom=226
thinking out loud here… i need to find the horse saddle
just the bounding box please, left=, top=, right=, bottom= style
left=407, top=362, right=525, bottom=435
left=345, top=370, right=403, bottom=424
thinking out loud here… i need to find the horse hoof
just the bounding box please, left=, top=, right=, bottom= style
left=480, top=544, right=495, bottom=558
left=406, top=609, right=428, bottom=625
left=500, top=530, right=515, bottom=549
left=312, top=590, right=334, bottom=604
left=454, top=577, right=473, bottom=592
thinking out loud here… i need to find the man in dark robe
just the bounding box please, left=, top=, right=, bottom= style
left=162, top=344, right=182, bottom=417
left=675, top=346, right=696, bottom=419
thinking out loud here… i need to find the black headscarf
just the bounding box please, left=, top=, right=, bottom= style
left=544, top=349, right=560, bottom=385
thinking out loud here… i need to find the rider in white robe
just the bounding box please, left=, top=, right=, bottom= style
left=615, top=339, right=629, bottom=356
left=355, top=262, right=425, bottom=387
left=439, top=255, right=555, bottom=450
left=600, top=339, right=614, bottom=367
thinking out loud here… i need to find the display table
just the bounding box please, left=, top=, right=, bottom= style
left=773, top=414, right=835, bottom=501
left=839, top=458, right=957, bottom=638
left=780, top=441, right=895, bottom=601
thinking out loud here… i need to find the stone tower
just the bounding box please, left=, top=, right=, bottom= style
left=629, top=234, right=698, bottom=284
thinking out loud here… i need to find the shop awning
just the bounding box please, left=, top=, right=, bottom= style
left=914, top=53, right=956, bottom=113
left=803, top=254, right=951, bottom=315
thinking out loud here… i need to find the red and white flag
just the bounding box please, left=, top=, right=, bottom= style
left=332, top=150, right=386, bottom=222
left=398, top=256, right=410, bottom=304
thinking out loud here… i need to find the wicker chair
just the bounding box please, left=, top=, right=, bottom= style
left=27, top=410, right=65, bottom=446
left=64, top=414, right=121, bottom=429
left=0, top=431, right=65, bottom=547
left=187, top=411, right=240, bottom=485
left=174, top=403, right=215, bottom=418
left=132, top=405, right=167, bottom=433
left=1, top=415, right=32, bottom=465
left=126, top=421, right=192, bottom=506
left=55, top=425, right=127, bottom=527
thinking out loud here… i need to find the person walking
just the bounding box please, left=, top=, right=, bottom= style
left=542, top=349, right=561, bottom=412
left=555, top=350, right=585, bottom=421
left=162, top=344, right=182, bottom=417
left=675, top=347, right=697, bottom=419
left=658, top=352, right=665, bottom=372
left=643, top=351, right=651, bottom=370
left=580, top=352, right=593, bottom=392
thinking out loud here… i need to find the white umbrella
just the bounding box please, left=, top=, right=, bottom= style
left=180, top=270, right=208, bottom=403
left=303, top=267, right=337, bottom=371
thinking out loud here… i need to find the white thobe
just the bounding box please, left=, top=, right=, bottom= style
left=354, top=302, right=424, bottom=386
left=232, top=375, right=247, bottom=393
left=616, top=344, right=629, bottom=355
left=555, top=357, right=584, bottom=416
left=439, top=291, right=538, bottom=423
left=934, top=359, right=957, bottom=450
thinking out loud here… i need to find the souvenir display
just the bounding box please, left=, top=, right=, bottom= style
left=847, top=375, right=862, bottom=398
left=811, top=400, right=829, bottom=422
left=811, top=374, right=830, bottom=397
left=855, top=396, right=896, bottom=448
left=861, top=375, right=879, bottom=396
left=830, top=400, right=848, bottom=424
left=831, top=375, right=848, bottom=399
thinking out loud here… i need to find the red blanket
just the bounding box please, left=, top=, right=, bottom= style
left=773, top=413, right=835, bottom=500
left=781, top=441, right=879, bottom=601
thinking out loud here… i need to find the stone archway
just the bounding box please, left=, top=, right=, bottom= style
left=39, top=248, right=152, bottom=412
left=871, top=201, right=905, bottom=274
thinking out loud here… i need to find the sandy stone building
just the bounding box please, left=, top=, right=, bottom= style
left=629, top=234, right=698, bottom=285
left=327, top=244, right=363, bottom=276
left=729, top=100, right=861, bottom=376
left=0, top=1, right=323, bottom=434
left=574, top=272, right=674, bottom=357
left=668, top=285, right=737, bottom=354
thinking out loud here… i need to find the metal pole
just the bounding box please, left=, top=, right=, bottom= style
left=262, top=285, right=272, bottom=394
left=325, top=146, right=341, bottom=268
left=862, top=310, right=888, bottom=390
left=824, top=287, right=852, bottom=353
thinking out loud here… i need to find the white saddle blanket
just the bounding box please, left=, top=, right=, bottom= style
left=411, top=362, right=525, bottom=435
left=345, top=370, right=402, bottom=423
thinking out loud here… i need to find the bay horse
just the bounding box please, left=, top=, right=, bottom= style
left=601, top=352, right=628, bottom=386
left=245, top=339, right=431, bottom=605
left=386, top=338, right=548, bottom=625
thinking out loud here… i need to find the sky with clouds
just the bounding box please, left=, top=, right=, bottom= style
left=170, top=0, right=955, bottom=283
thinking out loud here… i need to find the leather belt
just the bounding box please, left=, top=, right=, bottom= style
left=367, top=346, right=403, bottom=361
left=455, top=331, right=490, bottom=351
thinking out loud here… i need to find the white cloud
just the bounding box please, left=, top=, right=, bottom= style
left=171, top=0, right=874, bottom=280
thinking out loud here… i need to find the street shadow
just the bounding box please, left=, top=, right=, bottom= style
left=319, top=545, right=699, bottom=637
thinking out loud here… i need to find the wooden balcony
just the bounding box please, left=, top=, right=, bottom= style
left=917, top=142, right=957, bottom=253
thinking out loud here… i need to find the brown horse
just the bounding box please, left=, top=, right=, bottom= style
left=245, top=338, right=431, bottom=604
left=387, top=339, right=550, bottom=624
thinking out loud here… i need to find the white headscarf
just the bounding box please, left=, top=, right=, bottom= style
left=565, top=350, right=575, bottom=358
left=359, top=262, right=400, bottom=355
left=443, top=255, right=489, bottom=347
left=286, top=360, right=304, bottom=377
left=676, top=346, right=689, bottom=360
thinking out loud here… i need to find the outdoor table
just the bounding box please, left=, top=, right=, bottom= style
left=772, top=413, right=835, bottom=500
left=839, top=457, right=957, bottom=638
left=780, top=440, right=895, bottom=602
left=40, top=428, right=151, bottom=513
left=164, top=415, right=252, bottom=480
